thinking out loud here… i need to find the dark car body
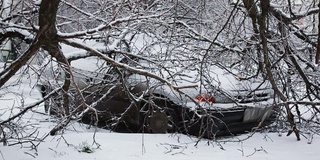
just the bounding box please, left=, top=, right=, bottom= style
left=38, top=39, right=277, bottom=138
left=39, top=65, right=276, bottom=139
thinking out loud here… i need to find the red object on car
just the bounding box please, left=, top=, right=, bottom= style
left=195, top=93, right=214, bottom=102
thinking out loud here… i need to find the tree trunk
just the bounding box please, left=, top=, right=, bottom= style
left=258, top=0, right=300, bottom=140
left=315, top=3, right=320, bottom=64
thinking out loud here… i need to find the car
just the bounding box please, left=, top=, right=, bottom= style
left=38, top=38, right=277, bottom=138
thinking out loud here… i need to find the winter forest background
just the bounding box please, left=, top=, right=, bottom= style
left=1, top=0, right=320, bottom=159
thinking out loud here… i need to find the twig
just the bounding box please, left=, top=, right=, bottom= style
left=0, top=150, right=5, bottom=160
left=23, top=152, right=36, bottom=158
left=160, top=143, right=187, bottom=155
left=246, top=146, right=268, bottom=157
left=0, top=87, right=61, bottom=125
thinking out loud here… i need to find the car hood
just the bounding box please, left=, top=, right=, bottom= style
left=126, top=65, right=273, bottom=109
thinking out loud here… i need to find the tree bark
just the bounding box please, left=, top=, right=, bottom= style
left=0, top=0, right=62, bottom=88
left=315, top=3, right=320, bottom=64
left=258, top=0, right=300, bottom=140
left=39, top=0, right=72, bottom=115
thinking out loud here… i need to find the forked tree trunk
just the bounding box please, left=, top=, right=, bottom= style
left=39, top=0, right=72, bottom=115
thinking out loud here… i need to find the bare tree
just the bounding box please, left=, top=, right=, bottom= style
left=1, top=0, right=320, bottom=149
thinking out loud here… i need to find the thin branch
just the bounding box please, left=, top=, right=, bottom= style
left=0, top=87, right=62, bottom=125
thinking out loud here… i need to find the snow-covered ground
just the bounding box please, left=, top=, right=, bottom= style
left=1, top=120, right=319, bottom=160
left=0, top=65, right=319, bottom=160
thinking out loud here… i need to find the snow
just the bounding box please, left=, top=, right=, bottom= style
left=0, top=65, right=319, bottom=160
left=1, top=122, right=319, bottom=160
left=33, top=0, right=42, bottom=5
